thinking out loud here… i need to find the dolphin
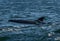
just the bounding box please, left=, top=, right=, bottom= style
left=8, top=17, right=46, bottom=24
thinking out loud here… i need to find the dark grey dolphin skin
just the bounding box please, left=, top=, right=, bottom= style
left=8, top=17, right=45, bottom=24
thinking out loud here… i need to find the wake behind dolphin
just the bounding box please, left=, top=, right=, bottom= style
left=8, top=17, right=46, bottom=24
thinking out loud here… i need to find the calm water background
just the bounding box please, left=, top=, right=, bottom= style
left=0, top=0, right=60, bottom=41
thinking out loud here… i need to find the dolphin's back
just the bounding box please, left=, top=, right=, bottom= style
left=8, top=20, right=36, bottom=24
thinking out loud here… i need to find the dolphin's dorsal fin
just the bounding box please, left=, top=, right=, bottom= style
left=38, top=17, right=45, bottom=21
left=35, top=16, right=45, bottom=22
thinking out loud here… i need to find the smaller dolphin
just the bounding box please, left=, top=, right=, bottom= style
left=8, top=16, right=46, bottom=24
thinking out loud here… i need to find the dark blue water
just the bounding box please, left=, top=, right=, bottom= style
left=0, top=0, right=60, bottom=41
